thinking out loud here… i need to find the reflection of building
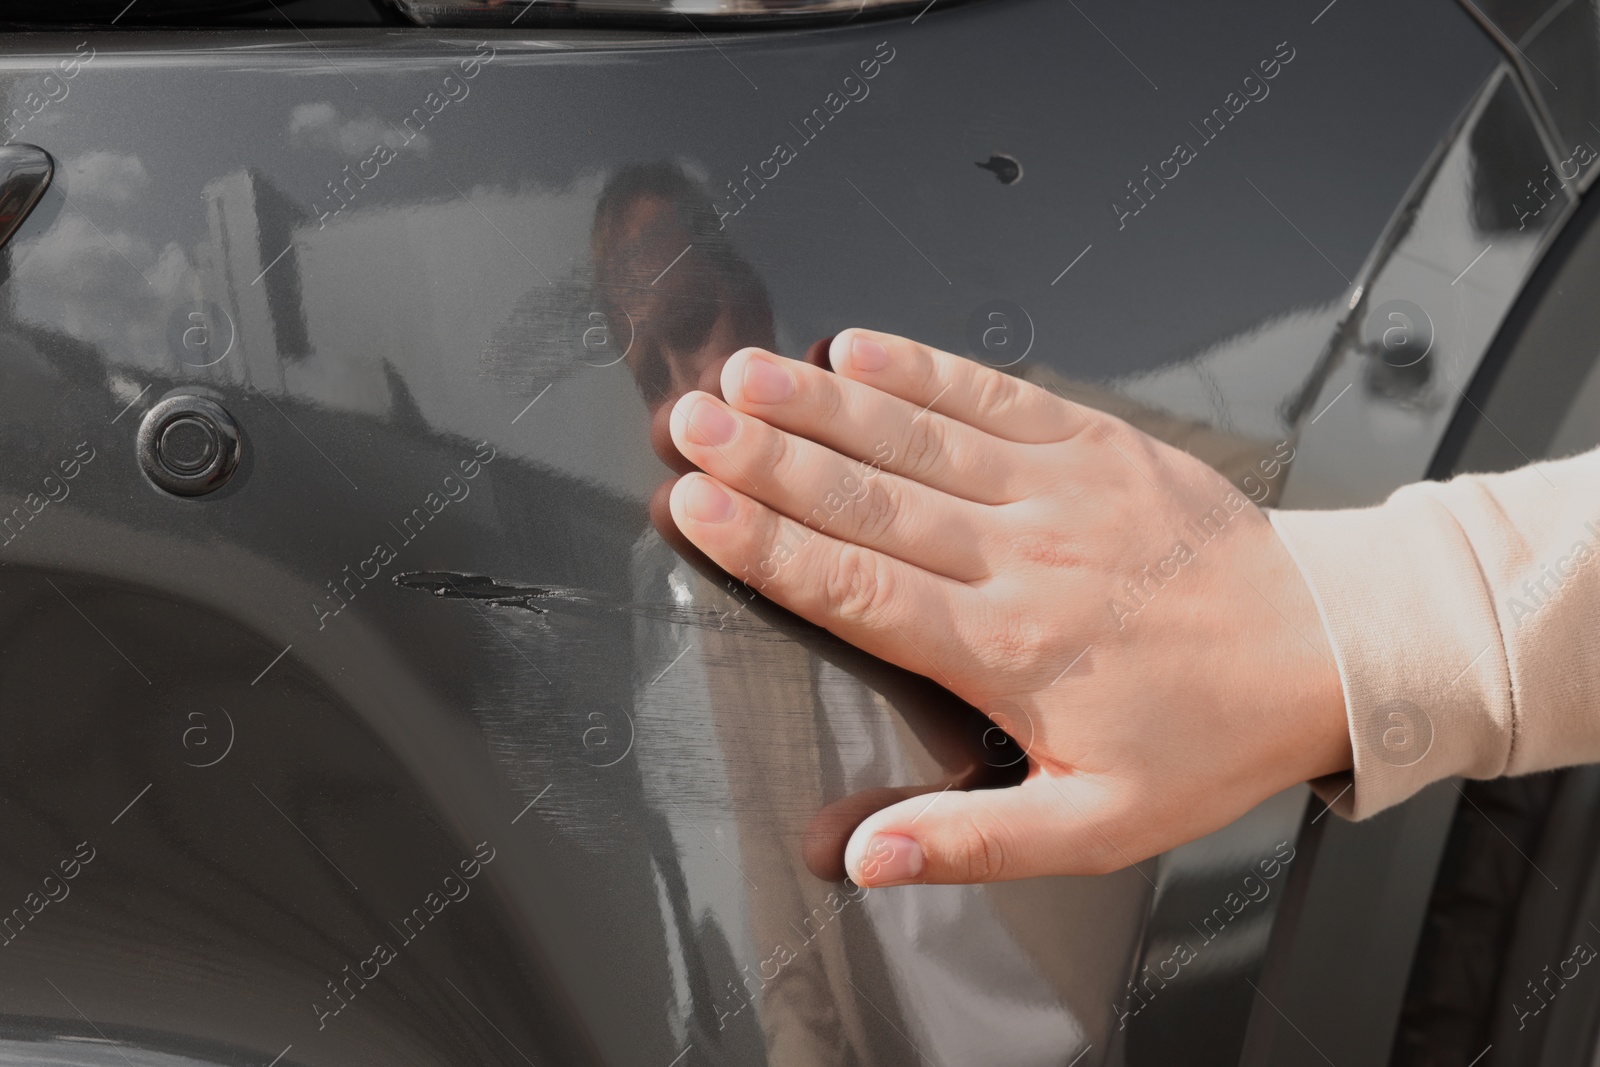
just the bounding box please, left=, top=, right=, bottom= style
left=196, top=169, right=662, bottom=498
left=199, top=169, right=311, bottom=393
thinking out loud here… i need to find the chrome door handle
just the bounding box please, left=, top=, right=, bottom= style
left=0, top=144, right=52, bottom=251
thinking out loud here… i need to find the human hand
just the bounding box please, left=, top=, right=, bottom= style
left=662, top=329, right=1352, bottom=886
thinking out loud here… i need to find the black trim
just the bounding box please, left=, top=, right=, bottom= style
left=1428, top=183, right=1600, bottom=481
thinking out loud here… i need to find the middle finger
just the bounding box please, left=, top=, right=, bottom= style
left=720, top=347, right=1031, bottom=505
left=670, top=391, right=994, bottom=583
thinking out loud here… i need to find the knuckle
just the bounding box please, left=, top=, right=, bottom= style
left=1088, top=411, right=1149, bottom=459
left=899, top=415, right=949, bottom=480
left=915, top=345, right=942, bottom=395
left=824, top=544, right=889, bottom=624
left=759, top=422, right=798, bottom=483
left=949, top=819, right=1008, bottom=883
left=972, top=369, right=1019, bottom=422
left=851, top=478, right=902, bottom=544
left=1009, top=529, right=1084, bottom=570
left=741, top=506, right=794, bottom=587
left=810, top=370, right=846, bottom=426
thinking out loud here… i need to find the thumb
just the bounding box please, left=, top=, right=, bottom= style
left=843, top=775, right=1124, bottom=886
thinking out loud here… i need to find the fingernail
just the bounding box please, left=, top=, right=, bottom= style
left=683, top=477, right=736, bottom=524
left=851, top=336, right=889, bottom=372
left=742, top=354, right=796, bottom=404
left=684, top=398, right=738, bottom=446
left=857, top=833, right=924, bottom=886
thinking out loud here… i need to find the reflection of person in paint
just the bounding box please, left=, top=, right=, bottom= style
left=593, top=164, right=1086, bottom=1065
left=592, top=162, right=884, bottom=1064
left=591, top=163, right=777, bottom=414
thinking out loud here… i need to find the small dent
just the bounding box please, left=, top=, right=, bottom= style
left=977, top=153, right=1022, bottom=185
left=393, top=571, right=575, bottom=613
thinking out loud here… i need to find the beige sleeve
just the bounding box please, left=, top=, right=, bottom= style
left=1268, top=446, right=1600, bottom=819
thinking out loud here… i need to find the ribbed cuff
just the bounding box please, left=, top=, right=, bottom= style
left=1269, top=491, right=1514, bottom=819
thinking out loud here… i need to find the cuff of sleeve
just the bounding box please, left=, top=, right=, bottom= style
left=1269, top=493, right=1513, bottom=819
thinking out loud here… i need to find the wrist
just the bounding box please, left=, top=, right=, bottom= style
left=1258, top=511, right=1354, bottom=783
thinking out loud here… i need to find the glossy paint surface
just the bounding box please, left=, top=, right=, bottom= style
left=0, top=3, right=1501, bottom=1065
left=1282, top=67, right=1572, bottom=508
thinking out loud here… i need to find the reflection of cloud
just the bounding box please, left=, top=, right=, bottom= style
left=65, top=151, right=149, bottom=203
left=15, top=213, right=195, bottom=365
left=289, top=102, right=426, bottom=156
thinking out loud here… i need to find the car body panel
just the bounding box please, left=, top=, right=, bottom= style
left=0, top=2, right=1514, bottom=1064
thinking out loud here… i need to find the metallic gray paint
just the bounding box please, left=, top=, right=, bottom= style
left=0, top=2, right=1521, bottom=1064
